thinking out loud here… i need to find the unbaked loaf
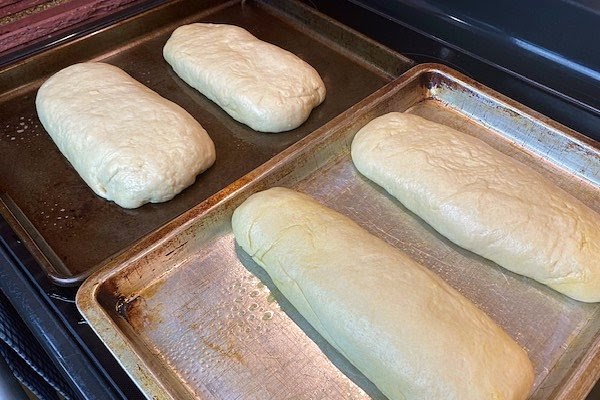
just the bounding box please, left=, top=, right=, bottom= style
left=232, top=187, right=534, bottom=400
left=163, top=23, right=326, bottom=133
left=351, top=112, right=600, bottom=302
left=36, top=62, right=216, bottom=209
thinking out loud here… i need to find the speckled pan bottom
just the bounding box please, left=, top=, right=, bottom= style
left=78, top=64, right=600, bottom=400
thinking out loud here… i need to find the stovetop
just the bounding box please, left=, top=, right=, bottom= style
left=0, top=1, right=598, bottom=399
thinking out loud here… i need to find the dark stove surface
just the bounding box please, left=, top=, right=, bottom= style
left=350, top=0, right=600, bottom=113
left=314, top=0, right=600, bottom=143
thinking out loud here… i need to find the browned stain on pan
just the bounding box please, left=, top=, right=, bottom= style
left=200, top=337, right=244, bottom=365
left=125, top=297, right=164, bottom=330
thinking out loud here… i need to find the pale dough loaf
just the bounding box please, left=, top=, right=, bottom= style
left=232, top=187, right=534, bottom=400
left=351, top=112, right=600, bottom=302
left=36, top=62, right=216, bottom=209
left=163, top=23, right=326, bottom=133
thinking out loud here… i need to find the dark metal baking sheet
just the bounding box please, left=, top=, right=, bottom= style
left=77, top=64, right=600, bottom=400
left=0, top=0, right=413, bottom=284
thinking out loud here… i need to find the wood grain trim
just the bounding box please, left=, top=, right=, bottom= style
left=0, top=0, right=146, bottom=54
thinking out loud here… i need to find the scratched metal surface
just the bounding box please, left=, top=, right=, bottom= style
left=78, top=64, right=600, bottom=400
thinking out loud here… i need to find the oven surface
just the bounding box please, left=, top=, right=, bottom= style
left=0, top=1, right=599, bottom=399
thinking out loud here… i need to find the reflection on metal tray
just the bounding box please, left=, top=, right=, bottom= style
left=0, top=0, right=412, bottom=285
left=77, top=64, right=600, bottom=400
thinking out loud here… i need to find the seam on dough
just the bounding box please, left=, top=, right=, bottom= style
left=253, top=223, right=307, bottom=262
left=272, top=262, right=342, bottom=352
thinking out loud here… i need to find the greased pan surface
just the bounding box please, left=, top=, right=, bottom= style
left=0, top=0, right=412, bottom=284
left=77, top=65, right=600, bottom=400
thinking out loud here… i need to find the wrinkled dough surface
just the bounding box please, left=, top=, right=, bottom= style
left=163, top=23, right=326, bottom=133
left=36, top=62, right=216, bottom=208
left=232, top=187, right=534, bottom=400
left=351, top=112, right=600, bottom=302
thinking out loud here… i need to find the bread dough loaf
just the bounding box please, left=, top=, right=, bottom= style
left=232, top=187, right=534, bottom=400
left=351, top=112, right=600, bottom=302
left=36, top=62, right=216, bottom=209
left=163, top=23, right=326, bottom=133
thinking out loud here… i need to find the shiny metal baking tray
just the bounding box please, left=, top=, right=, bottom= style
left=77, top=64, right=600, bottom=400
left=0, top=0, right=412, bottom=285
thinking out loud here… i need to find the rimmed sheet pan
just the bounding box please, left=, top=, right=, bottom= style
left=77, top=64, right=600, bottom=400
left=0, top=0, right=412, bottom=284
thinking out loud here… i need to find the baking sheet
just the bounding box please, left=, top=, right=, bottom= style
left=0, top=0, right=412, bottom=284
left=77, top=64, right=600, bottom=399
